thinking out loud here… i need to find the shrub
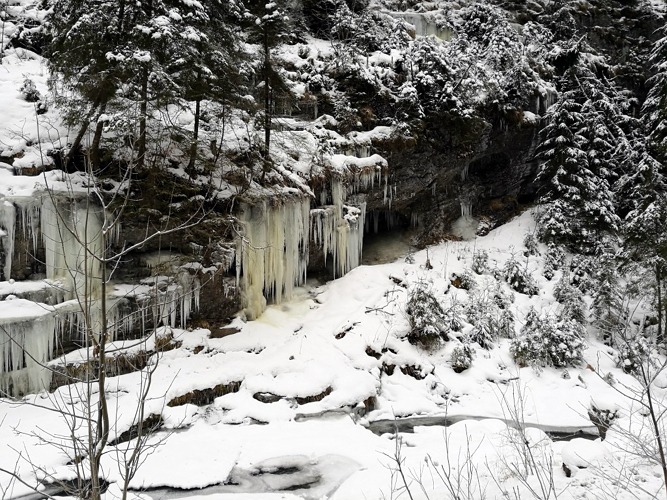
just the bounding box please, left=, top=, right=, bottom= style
left=472, top=249, right=489, bottom=274
left=523, top=232, right=539, bottom=256
left=511, top=308, right=585, bottom=368
left=20, top=78, right=40, bottom=102
left=569, top=255, right=596, bottom=294
left=502, top=254, right=539, bottom=295
left=616, top=335, right=651, bottom=375
left=469, top=319, right=495, bottom=349
left=466, top=285, right=514, bottom=348
left=451, top=270, right=476, bottom=290
left=554, top=277, right=587, bottom=325
left=543, top=243, right=564, bottom=280
left=450, top=342, right=474, bottom=373
left=405, top=281, right=448, bottom=348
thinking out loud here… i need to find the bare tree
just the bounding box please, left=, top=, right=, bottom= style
left=592, top=331, right=667, bottom=500
left=0, top=125, right=214, bottom=499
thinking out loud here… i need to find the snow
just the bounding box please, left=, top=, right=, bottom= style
left=560, top=438, right=610, bottom=469
left=1, top=208, right=666, bottom=499
left=0, top=3, right=661, bottom=497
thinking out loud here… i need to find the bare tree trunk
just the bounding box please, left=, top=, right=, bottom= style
left=137, top=71, right=148, bottom=171
left=187, top=97, right=201, bottom=178
left=90, top=105, right=106, bottom=171
left=262, top=29, right=271, bottom=183
left=641, top=364, right=667, bottom=499
left=117, top=0, right=126, bottom=32
left=657, top=265, right=663, bottom=345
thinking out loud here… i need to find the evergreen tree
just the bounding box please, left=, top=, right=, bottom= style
left=536, top=76, right=619, bottom=253
left=619, top=142, right=667, bottom=344
left=169, top=0, right=243, bottom=176
left=46, top=0, right=130, bottom=167
left=245, top=0, right=293, bottom=179
left=644, top=23, right=667, bottom=161
left=47, top=0, right=241, bottom=171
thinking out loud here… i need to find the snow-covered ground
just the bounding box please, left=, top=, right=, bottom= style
left=0, top=7, right=664, bottom=498
left=1, top=209, right=665, bottom=500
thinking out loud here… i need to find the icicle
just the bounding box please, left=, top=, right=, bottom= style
left=310, top=179, right=366, bottom=279
left=0, top=301, right=57, bottom=396
left=41, top=196, right=104, bottom=302
left=0, top=200, right=16, bottom=281
left=237, top=197, right=311, bottom=320
left=461, top=164, right=469, bottom=181
left=461, top=200, right=473, bottom=218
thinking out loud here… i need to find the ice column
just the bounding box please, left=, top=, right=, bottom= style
left=237, top=197, right=311, bottom=320
left=0, top=301, right=57, bottom=396
left=311, top=179, right=366, bottom=278
left=41, top=197, right=104, bottom=301
left=0, top=200, right=16, bottom=281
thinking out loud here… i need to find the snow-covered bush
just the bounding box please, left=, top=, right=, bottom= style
left=616, top=335, right=651, bottom=375
left=588, top=404, right=618, bottom=441
left=554, top=277, right=587, bottom=325
left=466, top=285, right=514, bottom=348
left=405, top=281, right=448, bottom=348
left=543, top=243, right=565, bottom=280
left=20, top=78, right=40, bottom=102
left=451, top=270, right=476, bottom=290
left=569, top=255, right=596, bottom=294
left=450, top=342, right=474, bottom=373
left=511, top=308, right=585, bottom=368
left=502, top=254, right=539, bottom=295
left=523, top=232, right=539, bottom=256
left=472, top=249, right=489, bottom=274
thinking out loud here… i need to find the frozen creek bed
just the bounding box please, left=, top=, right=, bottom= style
left=1, top=210, right=665, bottom=500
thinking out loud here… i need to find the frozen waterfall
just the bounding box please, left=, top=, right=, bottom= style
left=236, top=197, right=311, bottom=320
left=311, top=178, right=366, bottom=278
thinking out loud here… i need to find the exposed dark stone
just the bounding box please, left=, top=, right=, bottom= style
left=365, top=347, right=382, bottom=359
left=253, top=392, right=283, bottom=403
left=400, top=364, right=429, bottom=380
left=295, top=386, right=333, bottom=404
left=209, top=326, right=241, bottom=339
left=167, top=381, right=242, bottom=407
left=108, top=413, right=164, bottom=447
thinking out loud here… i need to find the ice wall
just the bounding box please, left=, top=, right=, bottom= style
left=41, top=196, right=104, bottom=301
left=0, top=300, right=56, bottom=395
left=0, top=200, right=15, bottom=281
left=311, top=178, right=366, bottom=278
left=0, top=192, right=202, bottom=396
left=388, top=11, right=453, bottom=41
left=236, top=197, right=311, bottom=320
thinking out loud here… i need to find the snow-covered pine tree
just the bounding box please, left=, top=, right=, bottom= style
left=644, top=22, right=667, bottom=162
left=46, top=0, right=130, bottom=167
left=244, top=0, right=293, bottom=178
left=47, top=0, right=235, bottom=171
left=169, top=0, right=244, bottom=176
left=619, top=143, right=667, bottom=345
left=536, top=74, right=619, bottom=253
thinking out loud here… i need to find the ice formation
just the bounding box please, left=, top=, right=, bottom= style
left=366, top=210, right=404, bottom=234
left=388, top=11, right=453, bottom=40
left=0, top=200, right=16, bottom=281
left=311, top=178, right=366, bottom=279
left=461, top=200, right=473, bottom=218
left=0, top=299, right=56, bottom=395
left=144, top=270, right=201, bottom=329
left=0, top=192, right=203, bottom=396
left=237, top=197, right=311, bottom=320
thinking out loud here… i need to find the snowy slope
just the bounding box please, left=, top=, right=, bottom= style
left=1, top=209, right=664, bottom=500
